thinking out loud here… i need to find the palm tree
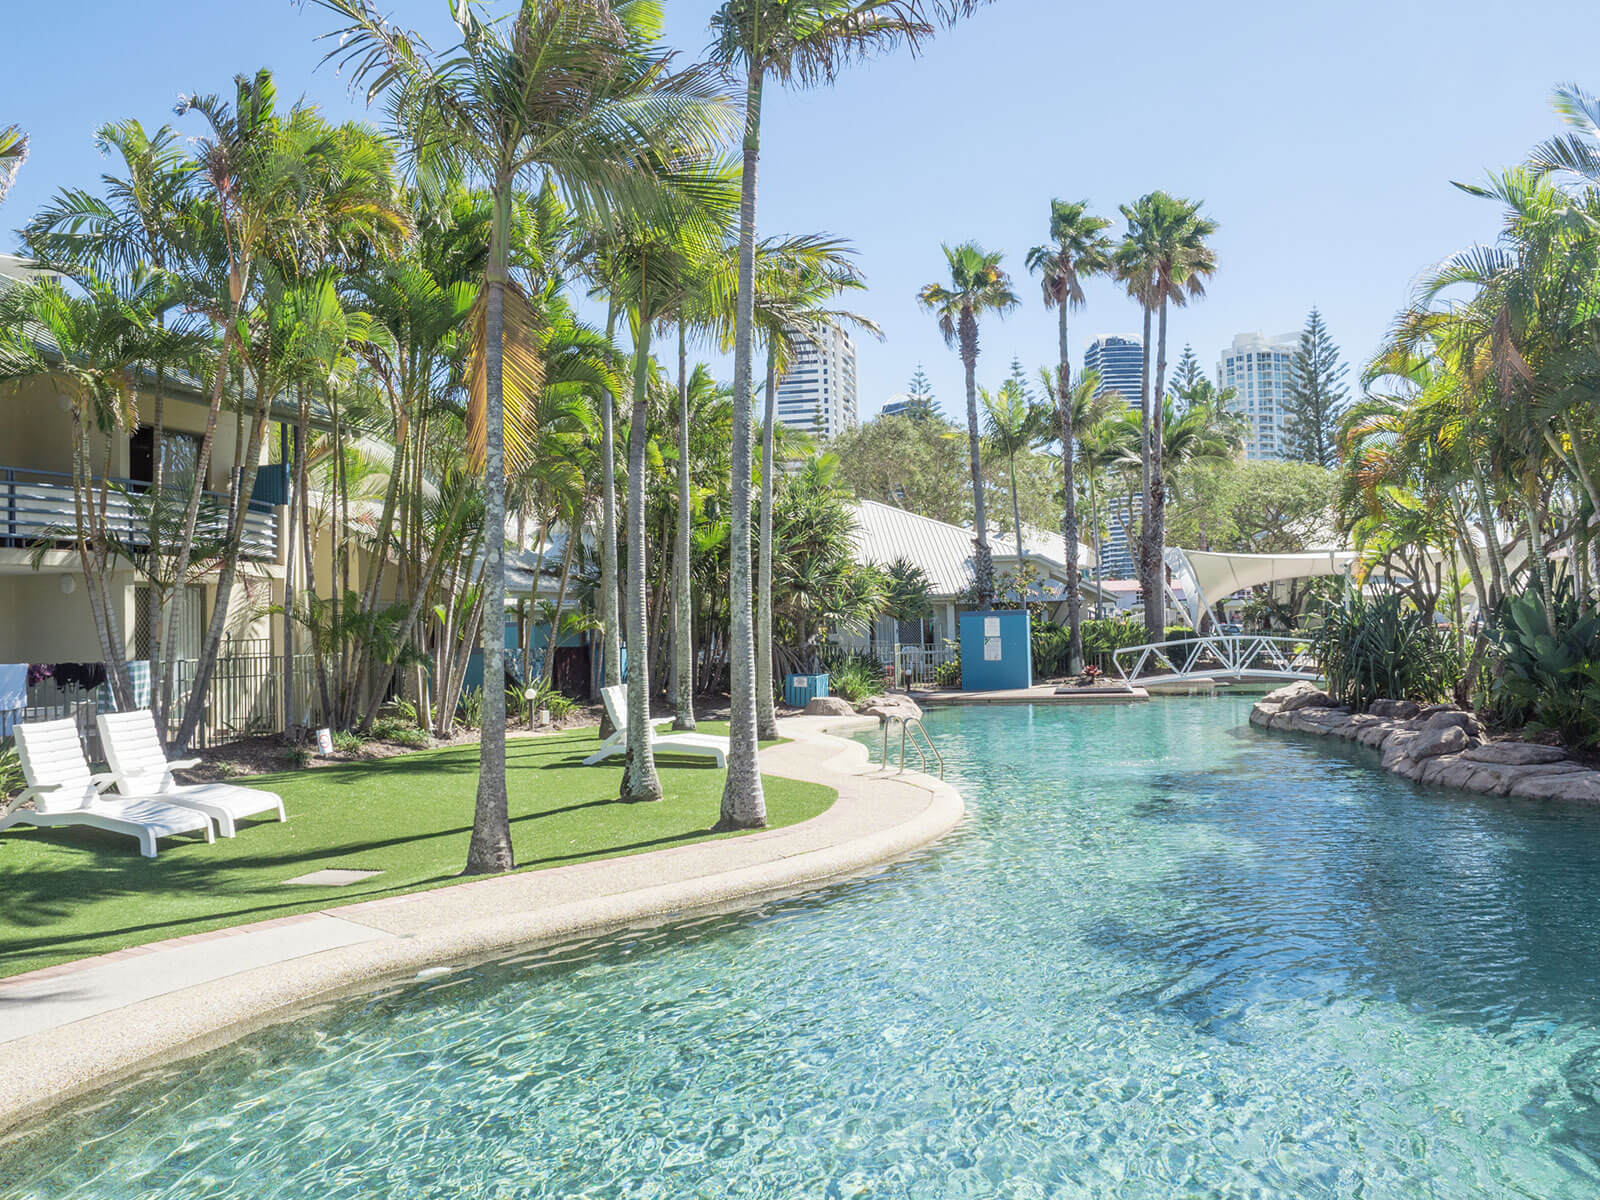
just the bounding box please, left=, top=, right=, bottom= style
left=314, top=0, right=736, bottom=873
left=0, top=124, right=26, bottom=208
left=981, top=378, right=1050, bottom=598
left=27, top=119, right=208, bottom=729
left=1113, top=192, right=1218, bottom=638
left=917, top=242, right=1019, bottom=608
left=706, top=0, right=985, bottom=831
left=0, top=277, right=140, bottom=701
left=748, top=238, right=874, bottom=740
left=1027, top=199, right=1111, bottom=671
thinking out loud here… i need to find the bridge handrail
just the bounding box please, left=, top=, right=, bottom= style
left=1110, top=633, right=1320, bottom=682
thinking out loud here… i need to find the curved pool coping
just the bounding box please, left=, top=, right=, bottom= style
left=0, top=716, right=964, bottom=1137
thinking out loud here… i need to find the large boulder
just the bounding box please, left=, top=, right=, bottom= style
left=1422, top=709, right=1485, bottom=740
left=803, top=696, right=855, bottom=717
left=1370, top=699, right=1421, bottom=720
left=1463, top=741, right=1569, bottom=766
left=859, top=694, right=925, bottom=723
left=1408, top=724, right=1470, bottom=761
left=1277, top=681, right=1336, bottom=712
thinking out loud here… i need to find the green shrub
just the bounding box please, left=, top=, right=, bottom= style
left=0, top=743, right=22, bottom=799
left=524, top=678, right=583, bottom=722
left=829, top=657, right=884, bottom=703
left=457, top=686, right=485, bottom=729
left=1314, top=593, right=1461, bottom=711
left=1080, top=618, right=1149, bottom=658
left=1031, top=621, right=1073, bottom=678
left=932, top=659, right=961, bottom=689
left=331, top=730, right=366, bottom=755
left=370, top=717, right=429, bottom=749
left=1485, top=581, right=1600, bottom=747
left=815, top=648, right=886, bottom=703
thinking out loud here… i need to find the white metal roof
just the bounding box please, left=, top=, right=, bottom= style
left=851, top=500, right=1095, bottom=600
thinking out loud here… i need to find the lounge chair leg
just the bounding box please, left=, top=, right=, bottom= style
left=140, top=831, right=157, bottom=858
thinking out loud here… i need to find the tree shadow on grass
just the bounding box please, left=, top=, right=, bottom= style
left=0, top=738, right=750, bottom=971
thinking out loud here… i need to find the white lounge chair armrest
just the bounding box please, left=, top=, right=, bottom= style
left=89, top=773, right=121, bottom=793
left=13, top=783, right=62, bottom=805
left=167, top=758, right=203, bottom=772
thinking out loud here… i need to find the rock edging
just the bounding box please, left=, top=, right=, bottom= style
left=1251, top=681, right=1600, bottom=804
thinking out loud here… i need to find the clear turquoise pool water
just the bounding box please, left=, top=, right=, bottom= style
left=7, top=697, right=1600, bottom=1198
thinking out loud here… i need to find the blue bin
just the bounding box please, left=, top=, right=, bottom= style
left=784, top=673, right=830, bottom=708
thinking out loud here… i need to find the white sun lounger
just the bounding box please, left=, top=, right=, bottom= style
left=96, top=709, right=286, bottom=838
left=582, top=685, right=730, bottom=768
left=2, top=718, right=215, bottom=857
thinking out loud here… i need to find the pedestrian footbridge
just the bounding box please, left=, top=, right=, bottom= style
left=1112, top=633, right=1321, bottom=686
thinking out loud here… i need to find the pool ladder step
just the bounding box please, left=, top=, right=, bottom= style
left=880, top=715, right=944, bottom=779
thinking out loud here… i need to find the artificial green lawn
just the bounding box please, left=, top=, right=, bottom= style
left=0, top=724, right=833, bottom=978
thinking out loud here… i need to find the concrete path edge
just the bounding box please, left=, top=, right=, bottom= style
left=0, top=716, right=964, bottom=1138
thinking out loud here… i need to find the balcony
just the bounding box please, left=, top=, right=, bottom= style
left=0, top=467, right=279, bottom=561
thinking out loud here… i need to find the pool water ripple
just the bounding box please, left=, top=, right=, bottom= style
left=5, top=697, right=1600, bottom=1197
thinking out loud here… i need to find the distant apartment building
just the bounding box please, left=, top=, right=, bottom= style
left=776, top=322, right=858, bottom=439
left=1082, top=335, right=1144, bottom=410
left=1217, top=331, right=1298, bottom=460
left=1081, top=336, right=1143, bottom=580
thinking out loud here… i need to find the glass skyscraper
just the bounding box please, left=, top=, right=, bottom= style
left=1082, top=335, right=1144, bottom=410
left=1082, top=336, right=1143, bottom=579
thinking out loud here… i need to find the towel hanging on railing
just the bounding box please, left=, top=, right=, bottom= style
left=50, top=662, right=107, bottom=692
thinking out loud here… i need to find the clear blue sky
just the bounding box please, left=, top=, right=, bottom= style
left=7, top=0, right=1600, bottom=421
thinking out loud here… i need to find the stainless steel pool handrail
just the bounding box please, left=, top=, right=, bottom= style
left=879, top=715, right=944, bottom=779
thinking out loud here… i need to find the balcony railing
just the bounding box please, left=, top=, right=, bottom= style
left=0, top=467, right=278, bottom=561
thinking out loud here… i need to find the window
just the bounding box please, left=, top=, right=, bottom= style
left=130, top=425, right=202, bottom=486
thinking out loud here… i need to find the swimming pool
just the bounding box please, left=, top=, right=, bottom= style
left=6, top=697, right=1600, bottom=1198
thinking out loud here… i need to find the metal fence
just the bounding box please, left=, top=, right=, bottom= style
left=834, top=640, right=960, bottom=690
left=3, top=651, right=328, bottom=759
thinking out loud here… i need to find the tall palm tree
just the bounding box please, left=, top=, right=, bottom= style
left=750, top=240, right=874, bottom=740
left=314, top=0, right=736, bottom=873
left=27, top=119, right=201, bottom=728
left=0, top=124, right=26, bottom=208
left=981, top=378, right=1050, bottom=593
left=1113, top=192, right=1218, bottom=638
left=0, top=274, right=182, bottom=709
left=1027, top=199, right=1111, bottom=671
left=705, top=0, right=985, bottom=831
left=917, top=241, right=1019, bottom=608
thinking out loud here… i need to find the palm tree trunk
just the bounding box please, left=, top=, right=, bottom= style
left=1008, top=450, right=1025, bottom=600
left=719, top=64, right=768, bottom=830
left=674, top=319, right=696, bottom=731
left=599, top=300, right=623, bottom=730
left=959, top=309, right=993, bottom=608
left=173, top=377, right=275, bottom=753
left=756, top=344, right=780, bottom=739
left=622, top=315, right=662, bottom=802
left=282, top=419, right=300, bottom=733
left=464, top=183, right=514, bottom=875
left=1057, top=304, right=1083, bottom=675
left=1141, top=299, right=1167, bottom=639
left=157, top=325, right=232, bottom=739
left=147, top=357, right=167, bottom=704
left=542, top=523, right=577, bottom=687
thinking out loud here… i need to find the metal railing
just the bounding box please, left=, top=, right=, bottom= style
left=3, top=651, right=327, bottom=757
left=879, top=714, right=944, bottom=779
left=0, top=467, right=278, bottom=560
left=1112, top=633, right=1320, bottom=683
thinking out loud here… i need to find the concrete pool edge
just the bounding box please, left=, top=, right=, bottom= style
left=0, top=715, right=964, bottom=1138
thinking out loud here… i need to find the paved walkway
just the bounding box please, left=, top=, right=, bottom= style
left=0, top=716, right=962, bottom=1134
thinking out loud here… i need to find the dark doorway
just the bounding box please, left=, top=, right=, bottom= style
left=552, top=645, right=592, bottom=699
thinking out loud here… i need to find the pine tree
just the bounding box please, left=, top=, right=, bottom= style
left=1005, top=356, right=1035, bottom=403
left=1167, top=344, right=1204, bottom=402
left=1283, top=307, right=1348, bottom=467
left=902, top=363, right=938, bottom=419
